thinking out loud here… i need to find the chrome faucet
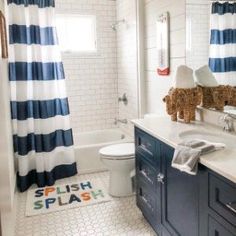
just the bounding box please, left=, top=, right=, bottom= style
left=219, top=114, right=235, bottom=132
left=114, top=118, right=128, bottom=125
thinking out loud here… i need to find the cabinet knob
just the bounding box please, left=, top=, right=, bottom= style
left=141, top=170, right=154, bottom=185
left=157, top=173, right=165, bottom=184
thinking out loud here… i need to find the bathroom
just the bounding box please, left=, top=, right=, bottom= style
left=0, top=0, right=236, bottom=235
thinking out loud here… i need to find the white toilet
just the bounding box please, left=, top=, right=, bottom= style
left=99, top=143, right=135, bottom=197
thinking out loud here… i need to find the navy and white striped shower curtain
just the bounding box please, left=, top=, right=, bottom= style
left=8, top=0, right=77, bottom=192
left=209, top=2, right=236, bottom=86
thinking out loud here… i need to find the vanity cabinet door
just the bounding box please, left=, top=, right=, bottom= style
left=209, top=216, right=236, bottom=236
left=161, top=143, right=199, bottom=236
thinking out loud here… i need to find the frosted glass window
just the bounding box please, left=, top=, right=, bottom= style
left=56, top=15, right=97, bottom=53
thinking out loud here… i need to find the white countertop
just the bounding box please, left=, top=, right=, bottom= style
left=132, top=117, right=236, bottom=184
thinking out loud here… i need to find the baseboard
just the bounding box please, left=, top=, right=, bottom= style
left=78, top=168, right=108, bottom=175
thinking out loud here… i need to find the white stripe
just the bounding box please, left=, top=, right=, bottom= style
left=210, top=13, right=236, bottom=31
left=214, top=72, right=236, bottom=86
left=17, top=146, right=75, bottom=176
left=8, top=4, right=56, bottom=27
left=9, top=44, right=62, bottom=63
left=10, top=80, right=67, bottom=101
left=12, top=115, right=72, bottom=137
left=209, top=44, right=236, bottom=58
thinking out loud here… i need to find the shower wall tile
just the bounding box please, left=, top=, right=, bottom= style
left=56, top=0, right=118, bottom=134
left=116, top=0, right=139, bottom=136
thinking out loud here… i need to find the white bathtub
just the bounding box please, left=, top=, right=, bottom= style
left=73, top=129, right=133, bottom=174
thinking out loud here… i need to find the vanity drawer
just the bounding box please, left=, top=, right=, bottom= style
left=136, top=179, right=158, bottom=217
left=209, top=173, right=236, bottom=227
left=209, top=216, right=236, bottom=236
left=137, top=179, right=156, bottom=215
left=136, top=153, right=158, bottom=187
left=135, top=128, right=158, bottom=165
left=136, top=178, right=161, bottom=234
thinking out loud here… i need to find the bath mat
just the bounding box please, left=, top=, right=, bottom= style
left=26, top=179, right=112, bottom=216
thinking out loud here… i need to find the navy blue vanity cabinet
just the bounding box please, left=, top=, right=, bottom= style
left=161, top=142, right=199, bottom=236
left=199, top=167, right=236, bottom=236
left=135, top=126, right=236, bottom=236
left=135, top=127, right=199, bottom=236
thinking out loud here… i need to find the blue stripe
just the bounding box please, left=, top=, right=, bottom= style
left=13, top=128, right=74, bottom=156
left=9, top=62, right=65, bottom=81
left=210, top=29, right=236, bottom=45
left=11, top=98, right=70, bottom=120
left=9, top=25, right=58, bottom=45
left=8, top=0, right=55, bottom=8
left=17, top=162, right=77, bottom=192
left=212, top=2, right=236, bottom=15
left=209, top=57, right=236, bottom=73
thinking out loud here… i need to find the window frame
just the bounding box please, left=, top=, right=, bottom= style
left=56, top=13, right=98, bottom=56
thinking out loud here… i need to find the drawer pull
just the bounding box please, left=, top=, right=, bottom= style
left=141, top=141, right=152, bottom=149
left=142, top=195, right=154, bottom=212
left=141, top=170, right=154, bottom=184
left=157, top=173, right=165, bottom=184
left=226, top=202, right=236, bottom=214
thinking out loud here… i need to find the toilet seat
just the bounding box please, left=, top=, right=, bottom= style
left=99, top=143, right=135, bottom=160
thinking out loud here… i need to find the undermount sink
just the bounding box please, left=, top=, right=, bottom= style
left=179, top=130, right=235, bottom=149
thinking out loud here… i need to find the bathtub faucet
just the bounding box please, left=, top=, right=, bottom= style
left=114, top=118, right=128, bottom=125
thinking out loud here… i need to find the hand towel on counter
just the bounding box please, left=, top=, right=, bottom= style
left=172, top=139, right=225, bottom=175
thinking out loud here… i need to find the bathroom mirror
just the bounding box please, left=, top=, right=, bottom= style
left=185, top=0, right=236, bottom=115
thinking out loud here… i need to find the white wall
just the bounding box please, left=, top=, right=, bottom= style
left=0, top=0, right=15, bottom=213
left=0, top=2, right=16, bottom=235
left=144, top=0, right=186, bottom=115
left=116, top=0, right=139, bottom=136
left=56, top=0, right=118, bottom=134
left=186, top=0, right=210, bottom=70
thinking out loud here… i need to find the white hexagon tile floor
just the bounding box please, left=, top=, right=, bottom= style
left=15, top=171, right=156, bottom=236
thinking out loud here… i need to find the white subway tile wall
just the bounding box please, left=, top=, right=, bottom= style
left=56, top=0, right=119, bottom=134
left=116, top=0, right=139, bottom=136
left=144, top=0, right=186, bottom=115
left=186, top=0, right=210, bottom=70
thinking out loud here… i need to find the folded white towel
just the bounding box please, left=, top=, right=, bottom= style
left=174, top=65, right=196, bottom=89
left=172, top=139, right=225, bottom=175
left=195, top=65, right=218, bottom=87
